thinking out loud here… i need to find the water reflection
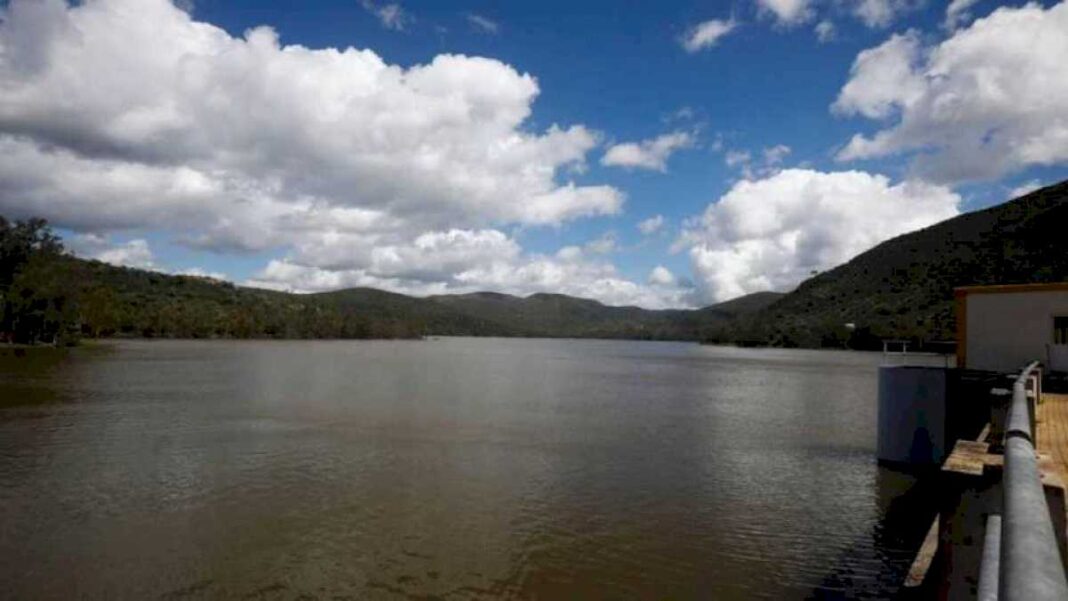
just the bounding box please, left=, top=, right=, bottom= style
left=0, top=339, right=927, bottom=599
left=813, top=467, right=936, bottom=600
left=0, top=346, right=74, bottom=409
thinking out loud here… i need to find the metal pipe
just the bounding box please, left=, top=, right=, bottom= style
left=1005, top=361, right=1040, bottom=442
left=999, top=361, right=1068, bottom=601
left=979, top=515, right=1001, bottom=601
left=999, top=437, right=1068, bottom=600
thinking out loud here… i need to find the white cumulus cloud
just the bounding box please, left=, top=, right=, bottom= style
left=758, top=0, right=919, bottom=31
left=757, top=0, right=814, bottom=26
left=832, top=31, right=925, bottom=120
left=0, top=0, right=621, bottom=237
left=68, top=233, right=232, bottom=278
left=852, top=0, right=914, bottom=28
left=944, top=0, right=980, bottom=29
left=68, top=234, right=156, bottom=269
left=680, top=169, right=960, bottom=302
left=601, top=131, right=695, bottom=172
left=249, top=228, right=696, bottom=309
left=0, top=0, right=675, bottom=306
left=834, top=2, right=1068, bottom=183
left=648, top=265, right=677, bottom=286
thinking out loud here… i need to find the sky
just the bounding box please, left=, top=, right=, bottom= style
left=0, top=0, right=1066, bottom=308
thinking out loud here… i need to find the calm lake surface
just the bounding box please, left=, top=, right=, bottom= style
left=0, top=339, right=932, bottom=600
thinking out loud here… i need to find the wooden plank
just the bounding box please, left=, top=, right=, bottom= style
left=977, top=422, right=992, bottom=443
left=943, top=440, right=992, bottom=476
left=1038, top=393, right=1068, bottom=484
left=956, top=440, right=991, bottom=453
left=904, top=516, right=940, bottom=588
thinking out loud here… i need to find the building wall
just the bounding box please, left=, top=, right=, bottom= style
left=965, top=290, right=1068, bottom=372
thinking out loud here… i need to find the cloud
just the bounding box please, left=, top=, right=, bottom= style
left=360, top=1, right=409, bottom=31
left=601, top=131, right=695, bottom=172
left=0, top=0, right=621, bottom=234
left=815, top=19, right=835, bottom=42
left=466, top=13, right=499, bottom=34
left=648, top=265, right=677, bottom=286
left=681, top=19, right=737, bottom=52
left=757, top=0, right=813, bottom=26
left=679, top=169, right=960, bottom=302
left=944, top=0, right=980, bottom=30
left=832, top=31, right=924, bottom=120
left=67, top=233, right=231, bottom=278
left=762, top=144, right=791, bottom=165
left=249, top=228, right=520, bottom=292
left=725, top=150, right=752, bottom=168
left=68, top=234, right=156, bottom=269
left=1008, top=179, right=1043, bottom=199
left=637, top=215, right=666, bottom=235
left=852, top=0, right=914, bottom=28
left=724, top=145, right=792, bottom=179
left=0, top=0, right=655, bottom=304
left=757, top=0, right=917, bottom=31
left=834, top=3, right=1068, bottom=183
left=98, top=241, right=155, bottom=269
left=175, top=266, right=228, bottom=281
left=248, top=227, right=696, bottom=309
left=584, top=232, right=618, bottom=255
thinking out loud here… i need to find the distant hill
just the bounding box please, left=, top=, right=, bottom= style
left=697, top=291, right=786, bottom=319
left=18, top=251, right=781, bottom=342
left=7, top=179, right=1066, bottom=346
left=736, top=179, right=1068, bottom=348
left=424, top=290, right=783, bottom=339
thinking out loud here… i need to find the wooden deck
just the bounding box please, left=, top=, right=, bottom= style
left=904, top=394, right=1068, bottom=591
left=1039, top=392, right=1068, bottom=483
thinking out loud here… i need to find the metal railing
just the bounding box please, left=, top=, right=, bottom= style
left=994, top=361, right=1068, bottom=601
left=879, top=339, right=955, bottom=368
left=979, top=515, right=1003, bottom=601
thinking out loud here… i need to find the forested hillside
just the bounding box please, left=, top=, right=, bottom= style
left=0, top=218, right=778, bottom=343
left=4, top=179, right=1066, bottom=348
left=731, top=180, right=1068, bottom=348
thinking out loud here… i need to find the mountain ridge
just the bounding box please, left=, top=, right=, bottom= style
left=730, top=179, right=1068, bottom=347
left=18, top=251, right=781, bottom=341
left=4, top=178, right=1067, bottom=346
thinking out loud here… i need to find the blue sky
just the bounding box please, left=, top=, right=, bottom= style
left=1, top=0, right=1066, bottom=307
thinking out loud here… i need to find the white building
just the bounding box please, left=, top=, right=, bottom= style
left=956, top=283, right=1068, bottom=373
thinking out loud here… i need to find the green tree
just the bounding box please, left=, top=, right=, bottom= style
left=0, top=217, right=77, bottom=345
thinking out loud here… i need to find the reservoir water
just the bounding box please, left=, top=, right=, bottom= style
left=0, top=338, right=931, bottom=599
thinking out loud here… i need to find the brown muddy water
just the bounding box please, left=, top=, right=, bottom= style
left=0, top=338, right=933, bottom=599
